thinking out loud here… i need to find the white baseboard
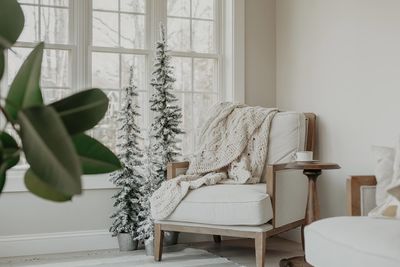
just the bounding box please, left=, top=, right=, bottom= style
left=0, top=230, right=118, bottom=257
left=0, top=230, right=237, bottom=258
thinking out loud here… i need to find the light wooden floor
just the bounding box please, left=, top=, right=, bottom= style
left=190, top=237, right=303, bottom=267
left=0, top=237, right=302, bottom=267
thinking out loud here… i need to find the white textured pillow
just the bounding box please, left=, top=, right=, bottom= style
left=372, top=146, right=395, bottom=206
left=369, top=139, right=400, bottom=219
left=388, top=182, right=400, bottom=201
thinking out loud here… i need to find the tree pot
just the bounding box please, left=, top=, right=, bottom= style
left=117, top=233, right=138, bottom=251
left=144, top=238, right=154, bottom=256
left=164, top=231, right=179, bottom=246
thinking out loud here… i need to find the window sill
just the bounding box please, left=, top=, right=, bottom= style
left=2, top=170, right=116, bottom=193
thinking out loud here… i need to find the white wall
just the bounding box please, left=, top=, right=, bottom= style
left=245, top=0, right=276, bottom=107
left=276, top=0, right=400, bottom=217
left=0, top=187, right=119, bottom=256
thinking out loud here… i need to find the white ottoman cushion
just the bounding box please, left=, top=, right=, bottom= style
left=305, top=217, right=400, bottom=267
left=166, top=183, right=272, bottom=226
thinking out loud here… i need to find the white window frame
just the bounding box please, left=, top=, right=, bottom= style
left=2, top=0, right=245, bottom=192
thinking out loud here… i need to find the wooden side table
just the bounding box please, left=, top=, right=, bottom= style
left=279, top=162, right=340, bottom=267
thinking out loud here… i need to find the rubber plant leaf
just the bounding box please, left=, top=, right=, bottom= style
left=0, top=0, right=24, bottom=49
left=0, top=131, right=20, bottom=169
left=72, top=133, right=121, bottom=174
left=50, top=89, right=109, bottom=135
left=5, top=42, right=44, bottom=121
left=25, top=169, right=72, bottom=202
left=18, top=106, right=82, bottom=196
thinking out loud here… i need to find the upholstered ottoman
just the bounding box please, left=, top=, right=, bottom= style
left=305, top=216, right=400, bottom=267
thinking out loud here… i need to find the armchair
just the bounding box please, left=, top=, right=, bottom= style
left=304, top=176, right=400, bottom=267
left=155, top=112, right=317, bottom=267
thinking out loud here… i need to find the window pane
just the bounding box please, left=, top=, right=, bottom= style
left=134, top=91, right=147, bottom=130
left=41, top=0, right=69, bottom=7
left=192, top=20, right=214, bottom=53
left=93, top=0, right=118, bottom=11
left=18, top=5, right=39, bottom=42
left=167, top=0, right=190, bottom=17
left=193, top=93, right=217, bottom=129
left=192, top=0, right=214, bottom=19
left=42, top=88, right=70, bottom=104
left=41, top=7, right=69, bottom=44
left=18, top=0, right=38, bottom=4
left=92, top=52, right=119, bottom=89
left=176, top=93, right=193, bottom=129
left=120, top=0, right=146, bottom=13
left=193, top=58, right=216, bottom=92
left=41, top=49, right=70, bottom=87
left=120, top=14, right=145, bottom=49
left=7, top=48, right=33, bottom=87
left=180, top=129, right=193, bottom=157
left=120, top=54, right=146, bottom=90
left=92, top=11, right=119, bottom=47
left=176, top=93, right=193, bottom=156
left=93, top=90, right=120, bottom=151
left=167, top=18, right=190, bottom=51
left=172, top=57, right=192, bottom=91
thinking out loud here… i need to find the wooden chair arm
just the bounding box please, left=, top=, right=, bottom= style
left=167, top=161, right=190, bottom=179
left=346, top=175, right=377, bottom=216
left=266, top=163, right=288, bottom=173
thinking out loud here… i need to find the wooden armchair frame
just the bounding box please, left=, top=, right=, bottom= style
left=346, top=176, right=377, bottom=216
left=154, top=113, right=317, bottom=267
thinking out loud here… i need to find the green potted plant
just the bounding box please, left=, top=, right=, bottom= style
left=0, top=0, right=121, bottom=200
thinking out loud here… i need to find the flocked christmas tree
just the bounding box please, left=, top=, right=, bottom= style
left=149, top=23, right=184, bottom=176
left=110, top=66, right=143, bottom=238
left=136, top=146, right=162, bottom=242
left=136, top=24, right=184, bottom=242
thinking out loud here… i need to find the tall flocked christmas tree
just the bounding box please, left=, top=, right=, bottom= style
left=136, top=24, right=184, bottom=243
left=149, top=23, right=184, bottom=176
left=110, top=66, right=143, bottom=239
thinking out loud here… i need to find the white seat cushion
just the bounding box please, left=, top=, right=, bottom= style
left=166, top=184, right=273, bottom=226
left=305, top=217, right=400, bottom=267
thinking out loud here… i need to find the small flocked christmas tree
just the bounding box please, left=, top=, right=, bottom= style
left=136, top=24, right=184, bottom=242
left=110, top=66, right=143, bottom=239
left=135, top=146, right=162, bottom=242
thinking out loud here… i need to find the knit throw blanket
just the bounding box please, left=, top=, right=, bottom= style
left=150, top=102, right=278, bottom=220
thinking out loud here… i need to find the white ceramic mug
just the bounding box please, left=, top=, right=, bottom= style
left=295, top=151, right=313, bottom=161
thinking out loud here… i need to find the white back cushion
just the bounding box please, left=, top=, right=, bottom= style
left=261, top=112, right=307, bottom=182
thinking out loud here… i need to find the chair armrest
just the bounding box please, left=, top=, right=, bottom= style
left=346, top=175, right=377, bottom=216
left=167, top=161, right=189, bottom=179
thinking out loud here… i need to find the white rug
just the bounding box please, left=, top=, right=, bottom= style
left=0, top=246, right=242, bottom=267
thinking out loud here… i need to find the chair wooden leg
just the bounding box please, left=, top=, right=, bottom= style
left=255, top=232, right=266, bottom=267
left=154, top=224, right=164, bottom=261
left=213, top=235, right=221, bottom=243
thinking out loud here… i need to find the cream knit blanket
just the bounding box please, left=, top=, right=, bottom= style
left=150, top=103, right=278, bottom=220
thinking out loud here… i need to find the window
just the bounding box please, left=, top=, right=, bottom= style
left=167, top=0, right=220, bottom=156
left=2, top=0, right=233, bottom=161
left=90, top=0, right=149, bottom=151
left=3, top=0, right=73, bottom=103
